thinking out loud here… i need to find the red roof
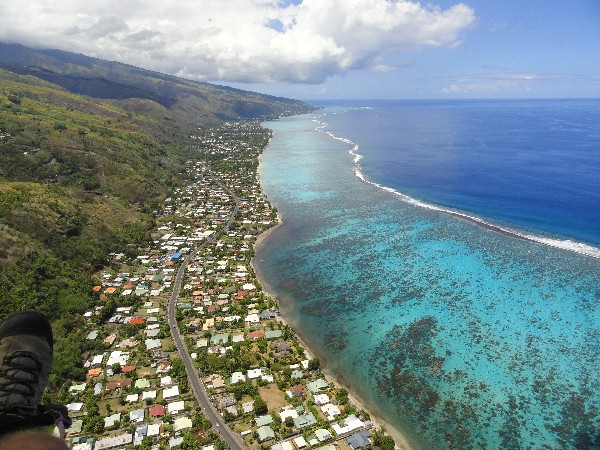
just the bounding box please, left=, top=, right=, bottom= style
left=122, top=365, right=136, bottom=373
left=290, top=384, right=305, bottom=396
left=105, top=379, right=132, bottom=391
left=129, top=317, right=145, bottom=325
left=247, top=331, right=265, bottom=340
left=149, top=404, right=165, bottom=417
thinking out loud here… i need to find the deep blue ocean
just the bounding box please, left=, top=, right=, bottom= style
left=256, top=100, right=600, bottom=450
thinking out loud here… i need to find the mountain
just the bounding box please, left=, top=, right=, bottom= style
left=0, top=42, right=314, bottom=127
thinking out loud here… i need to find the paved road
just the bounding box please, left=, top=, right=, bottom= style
left=166, top=181, right=247, bottom=450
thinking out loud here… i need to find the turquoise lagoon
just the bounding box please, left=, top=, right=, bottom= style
left=255, top=105, right=600, bottom=450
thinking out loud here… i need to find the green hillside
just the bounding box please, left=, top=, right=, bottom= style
left=0, top=45, right=313, bottom=391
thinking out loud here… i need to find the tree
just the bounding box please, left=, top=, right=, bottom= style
left=84, top=415, right=104, bottom=433
left=254, top=395, right=268, bottom=415
left=308, top=358, right=320, bottom=371
left=336, top=388, right=349, bottom=405
left=373, top=432, right=395, bottom=450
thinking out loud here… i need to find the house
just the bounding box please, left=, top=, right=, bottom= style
left=313, top=394, right=330, bottom=406
left=157, top=361, right=172, bottom=373
left=321, top=403, right=341, bottom=421
left=265, top=330, right=283, bottom=339
left=103, top=412, right=121, bottom=429
left=128, top=316, right=145, bottom=326
left=105, top=379, right=132, bottom=391
left=207, top=374, right=225, bottom=389
left=66, top=403, right=84, bottom=413
left=173, top=416, right=192, bottom=431
left=271, top=441, right=294, bottom=450
left=293, top=436, right=308, bottom=449
left=279, top=408, right=298, bottom=421
left=69, top=383, right=86, bottom=394
left=241, top=401, right=254, bottom=413
left=86, top=331, right=99, bottom=340
left=134, top=424, right=148, bottom=446
left=130, top=408, right=145, bottom=423
left=245, top=314, right=260, bottom=324
left=66, top=419, right=83, bottom=437
left=294, top=412, right=317, bottom=429
left=260, top=311, right=278, bottom=320
left=247, top=368, right=262, bottom=379
left=160, top=375, right=174, bottom=386
left=315, top=429, right=332, bottom=442
left=346, top=431, right=371, bottom=450
left=203, top=318, right=215, bottom=330
left=135, top=378, right=151, bottom=389
left=247, top=330, right=264, bottom=340
left=256, top=426, right=275, bottom=442
left=149, top=404, right=165, bottom=418
left=145, top=339, right=161, bottom=350
left=122, top=365, right=136, bottom=374
left=332, top=415, right=365, bottom=436
left=211, top=334, right=229, bottom=345
left=87, top=368, right=101, bottom=377
left=306, top=379, right=328, bottom=394
left=163, top=385, right=180, bottom=398
left=288, top=384, right=305, bottom=398
left=255, top=415, right=274, bottom=427
left=169, top=436, right=184, bottom=448
left=168, top=400, right=185, bottom=415
left=93, top=433, right=133, bottom=450
left=147, top=423, right=161, bottom=437
left=90, top=354, right=104, bottom=366
left=142, top=389, right=157, bottom=400
left=107, top=351, right=129, bottom=366
left=126, top=394, right=139, bottom=403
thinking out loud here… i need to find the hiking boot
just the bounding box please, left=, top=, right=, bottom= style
left=0, top=311, right=53, bottom=426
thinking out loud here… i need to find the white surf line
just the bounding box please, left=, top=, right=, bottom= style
left=311, top=114, right=600, bottom=260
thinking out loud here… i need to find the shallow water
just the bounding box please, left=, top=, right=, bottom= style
left=256, top=109, right=600, bottom=450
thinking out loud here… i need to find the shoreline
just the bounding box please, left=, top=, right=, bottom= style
left=250, top=215, right=414, bottom=450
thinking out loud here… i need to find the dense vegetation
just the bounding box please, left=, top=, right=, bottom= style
left=0, top=44, right=314, bottom=392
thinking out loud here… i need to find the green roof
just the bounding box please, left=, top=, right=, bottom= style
left=257, top=426, right=275, bottom=442
left=265, top=330, right=283, bottom=339
left=306, top=379, right=328, bottom=394
left=255, top=414, right=274, bottom=427
left=294, top=412, right=317, bottom=429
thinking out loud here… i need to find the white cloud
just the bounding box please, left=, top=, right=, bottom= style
left=0, top=0, right=475, bottom=84
left=442, top=73, right=544, bottom=95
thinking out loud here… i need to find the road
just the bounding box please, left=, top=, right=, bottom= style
left=166, top=180, right=247, bottom=450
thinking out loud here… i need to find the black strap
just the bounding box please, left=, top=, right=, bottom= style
left=0, top=405, right=71, bottom=435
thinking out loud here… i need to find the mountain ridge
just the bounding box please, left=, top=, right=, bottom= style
left=0, top=42, right=314, bottom=127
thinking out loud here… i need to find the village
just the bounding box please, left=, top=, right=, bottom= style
left=63, top=122, right=393, bottom=450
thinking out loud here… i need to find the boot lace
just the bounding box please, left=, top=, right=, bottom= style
left=0, top=351, right=40, bottom=410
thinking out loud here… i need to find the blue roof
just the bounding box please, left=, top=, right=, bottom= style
left=171, top=252, right=182, bottom=259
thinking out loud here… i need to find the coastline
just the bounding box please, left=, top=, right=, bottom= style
left=250, top=214, right=414, bottom=450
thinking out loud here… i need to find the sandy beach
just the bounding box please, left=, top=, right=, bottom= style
left=250, top=214, right=414, bottom=450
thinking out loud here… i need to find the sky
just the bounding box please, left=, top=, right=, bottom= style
left=1, top=0, right=599, bottom=99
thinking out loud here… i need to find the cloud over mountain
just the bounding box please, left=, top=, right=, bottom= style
left=0, top=0, right=475, bottom=84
